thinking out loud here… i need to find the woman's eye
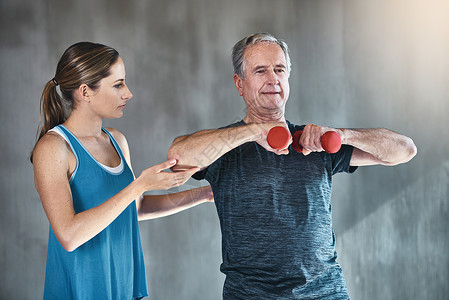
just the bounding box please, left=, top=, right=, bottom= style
left=114, top=84, right=123, bottom=88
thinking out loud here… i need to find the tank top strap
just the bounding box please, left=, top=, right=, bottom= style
left=52, top=125, right=83, bottom=181
left=55, top=125, right=83, bottom=155
left=101, top=127, right=126, bottom=162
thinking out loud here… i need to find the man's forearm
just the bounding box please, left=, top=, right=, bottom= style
left=338, top=128, right=417, bottom=166
left=167, top=123, right=266, bottom=171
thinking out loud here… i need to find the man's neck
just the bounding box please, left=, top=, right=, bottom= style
left=244, top=113, right=285, bottom=124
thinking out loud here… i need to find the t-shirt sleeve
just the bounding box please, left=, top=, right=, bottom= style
left=192, top=168, right=207, bottom=180
left=191, top=156, right=223, bottom=184
left=330, top=144, right=358, bottom=175
left=288, top=122, right=357, bottom=175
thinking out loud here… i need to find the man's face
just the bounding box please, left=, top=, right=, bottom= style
left=234, top=42, right=290, bottom=115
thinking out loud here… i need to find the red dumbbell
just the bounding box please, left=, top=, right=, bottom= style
left=267, top=126, right=342, bottom=153
left=292, top=130, right=341, bottom=153
left=267, top=126, right=291, bottom=150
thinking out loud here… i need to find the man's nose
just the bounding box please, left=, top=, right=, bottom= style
left=266, top=70, right=279, bottom=85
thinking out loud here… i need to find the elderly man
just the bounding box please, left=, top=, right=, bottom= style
left=168, top=33, right=416, bottom=299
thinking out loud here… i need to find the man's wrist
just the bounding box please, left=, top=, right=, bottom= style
left=337, top=128, right=356, bottom=145
left=244, top=123, right=267, bottom=142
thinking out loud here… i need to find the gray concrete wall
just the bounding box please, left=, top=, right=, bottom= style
left=1, top=0, right=447, bottom=299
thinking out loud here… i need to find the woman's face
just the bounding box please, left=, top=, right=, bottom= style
left=88, top=56, right=133, bottom=119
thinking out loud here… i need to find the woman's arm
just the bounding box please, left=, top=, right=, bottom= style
left=136, top=185, right=214, bottom=221
left=33, top=131, right=197, bottom=252
left=109, top=128, right=212, bottom=221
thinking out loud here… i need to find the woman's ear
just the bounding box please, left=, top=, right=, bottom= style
left=75, top=84, right=91, bottom=103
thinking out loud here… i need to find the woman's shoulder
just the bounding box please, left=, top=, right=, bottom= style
left=104, top=127, right=127, bottom=144
left=32, top=131, right=72, bottom=167
left=104, top=127, right=130, bottom=156
left=36, top=131, right=69, bottom=152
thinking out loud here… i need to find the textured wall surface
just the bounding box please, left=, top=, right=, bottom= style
left=1, top=0, right=448, bottom=299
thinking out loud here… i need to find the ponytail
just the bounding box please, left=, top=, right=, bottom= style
left=30, top=79, right=66, bottom=163
left=39, top=79, right=66, bottom=140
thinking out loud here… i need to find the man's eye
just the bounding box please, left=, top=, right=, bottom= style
left=114, top=84, right=123, bottom=88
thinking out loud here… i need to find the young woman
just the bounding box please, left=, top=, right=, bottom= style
left=31, top=42, right=213, bottom=299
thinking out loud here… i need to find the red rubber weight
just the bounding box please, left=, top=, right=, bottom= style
left=267, top=126, right=290, bottom=150
left=321, top=131, right=342, bottom=153
left=292, top=131, right=303, bottom=153
left=292, top=130, right=342, bottom=154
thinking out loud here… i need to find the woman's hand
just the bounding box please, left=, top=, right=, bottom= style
left=136, top=159, right=199, bottom=191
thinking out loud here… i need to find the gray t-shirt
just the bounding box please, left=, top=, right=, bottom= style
left=194, top=120, right=356, bottom=299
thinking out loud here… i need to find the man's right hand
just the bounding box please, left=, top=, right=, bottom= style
left=167, top=122, right=291, bottom=173
left=255, top=123, right=291, bottom=155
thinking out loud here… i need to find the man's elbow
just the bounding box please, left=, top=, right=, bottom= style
left=167, top=135, right=209, bottom=171
left=389, top=137, right=418, bottom=166
left=167, top=141, right=197, bottom=172
left=403, top=138, right=418, bottom=163
left=167, top=144, right=184, bottom=172
left=167, top=136, right=186, bottom=160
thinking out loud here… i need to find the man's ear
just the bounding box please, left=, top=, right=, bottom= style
left=233, top=74, right=244, bottom=96
left=75, top=83, right=91, bottom=103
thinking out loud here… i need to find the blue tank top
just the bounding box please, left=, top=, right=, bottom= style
left=43, top=125, right=148, bottom=300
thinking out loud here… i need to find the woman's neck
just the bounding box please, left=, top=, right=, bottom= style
left=63, top=109, right=103, bottom=138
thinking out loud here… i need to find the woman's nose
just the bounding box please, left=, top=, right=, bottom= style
left=123, top=86, right=133, bottom=100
